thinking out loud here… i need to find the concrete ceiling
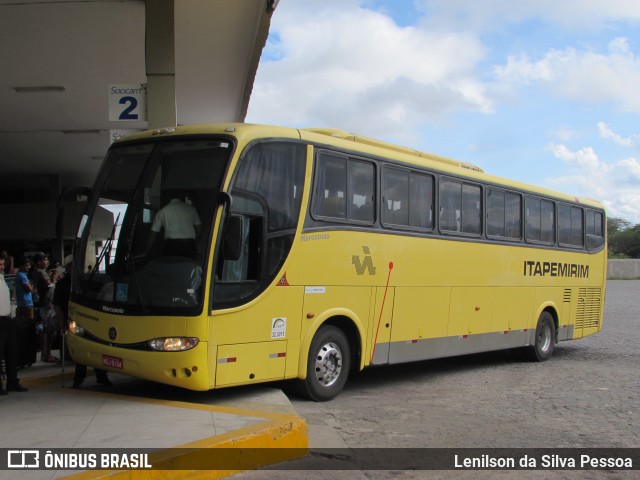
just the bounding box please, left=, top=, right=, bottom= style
left=0, top=0, right=275, bottom=187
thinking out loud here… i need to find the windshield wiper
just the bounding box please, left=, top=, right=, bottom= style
left=123, top=213, right=148, bottom=313
left=83, top=212, right=121, bottom=296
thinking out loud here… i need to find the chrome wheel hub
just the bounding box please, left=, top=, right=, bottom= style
left=314, top=341, right=343, bottom=387
left=539, top=323, right=552, bottom=352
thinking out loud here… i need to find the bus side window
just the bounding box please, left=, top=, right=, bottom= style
left=559, top=204, right=584, bottom=248
left=409, top=172, right=434, bottom=230
left=382, top=167, right=409, bottom=227
left=586, top=209, right=605, bottom=250
left=314, top=153, right=375, bottom=223
left=316, top=154, right=347, bottom=219
left=439, top=179, right=462, bottom=232
left=439, top=179, right=481, bottom=235
left=461, top=184, right=481, bottom=234
left=349, top=160, right=375, bottom=223
left=488, top=189, right=522, bottom=240
left=217, top=196, right=264, bottom=284
left=526, top=196, right=555, bottom=244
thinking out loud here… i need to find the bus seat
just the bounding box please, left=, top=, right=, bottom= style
left=322, top=196, right=344, bottom=218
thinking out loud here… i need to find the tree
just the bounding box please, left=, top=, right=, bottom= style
left=608, top=217, right=640, bottom=258
left=607, top=217, right=632, bottom=235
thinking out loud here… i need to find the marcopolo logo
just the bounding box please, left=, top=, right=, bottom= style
left=352, top=246, right=377, bottom=276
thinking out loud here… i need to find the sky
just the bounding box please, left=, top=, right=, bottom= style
left=245, top=0, right=640, bottom=224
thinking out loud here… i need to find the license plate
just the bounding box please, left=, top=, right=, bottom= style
left=102, top=354, right=123, bottom=369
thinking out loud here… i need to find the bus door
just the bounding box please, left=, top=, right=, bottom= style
left=210, top=209, right=304, bottom=388
left=211, top=281, right=304, bottom=388
left=210, top=141, right=308, bottom=387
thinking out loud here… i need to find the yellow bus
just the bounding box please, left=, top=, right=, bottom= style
left=66, top=123, right=607, bottom=401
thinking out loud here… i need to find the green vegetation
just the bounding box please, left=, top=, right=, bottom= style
left=608, top=217, right=640, bottom=259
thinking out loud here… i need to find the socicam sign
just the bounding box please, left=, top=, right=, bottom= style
left=109, top=84, right=147, bottom=121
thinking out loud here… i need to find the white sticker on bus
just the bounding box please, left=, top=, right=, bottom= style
left=271, top=318, right=287, bottom=339
left=305, top=286, right=326, bottom=294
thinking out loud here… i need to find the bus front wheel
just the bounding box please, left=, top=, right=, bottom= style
left=301, top=325, right=350, bottom=402
left=525, top=311, right=555, bottom=362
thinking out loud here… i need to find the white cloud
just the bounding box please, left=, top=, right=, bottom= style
left=415, top=0, right=640, bottom=30
left=247, top=4, right=490, bottom=138
left=547, top=143, right=603, bottom=170
left=546, top=142, right=640, bottom=221
left=552, top=126, right=579, bottom=142
left=598, top=122, right=640, bottom=148
left=493, top=38, right=640, bottom=112
left=248, top=1, right=640, bottom=223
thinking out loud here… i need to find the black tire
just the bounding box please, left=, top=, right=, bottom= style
left=300, top=325, right=350, bottom=402
left=524, top=311, right=556, bottom=362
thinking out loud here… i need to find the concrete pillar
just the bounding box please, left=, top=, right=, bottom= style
left=145, top=0, right=176, bottom=128
left=49, top=174, right=64, bottom=265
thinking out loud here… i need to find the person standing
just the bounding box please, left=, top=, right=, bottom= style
left=53, top=258, right=72, bottom=363
left=33, top=253, right=58, bottom=363
left=0, top=256, right=28, bottom=394
left=56, top=259, right=111, bottom=389
left=1, top=252, right=16, bottom=298
left=13, top=257, right=37, bottom=367
left=14, top=258, right=34, bottom=314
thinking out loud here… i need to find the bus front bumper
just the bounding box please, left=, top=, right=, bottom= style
left=66, top=333, right=211, bottom=391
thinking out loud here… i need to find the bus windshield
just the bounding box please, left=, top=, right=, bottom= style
left=73, top=138, right=232, bottom=315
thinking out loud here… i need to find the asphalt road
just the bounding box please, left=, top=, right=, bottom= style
left=235, top=280, right=640, bottom=479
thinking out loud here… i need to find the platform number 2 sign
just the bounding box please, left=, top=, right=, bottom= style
left=109, top=84, right=147, bottom=122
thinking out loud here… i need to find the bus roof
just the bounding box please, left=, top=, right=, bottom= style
left=299, top=127, right=604, bottom=210
left=302, top=128, right=484, bottom=173
left=113, top=123, right=604, bottom=210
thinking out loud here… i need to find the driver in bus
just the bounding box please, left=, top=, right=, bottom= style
left=146, top=191, right=201, bottom=258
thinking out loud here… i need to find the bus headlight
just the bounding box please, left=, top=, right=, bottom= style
left=148, top=337, right=199, bottom=352
left=68, top=320, right=85, bottom=336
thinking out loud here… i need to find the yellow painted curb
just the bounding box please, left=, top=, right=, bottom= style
left=21, top=370, right=76, bottom=387
left=61, top=415, right=308, bottom=480
left=26, top=375, right=308, bottom=479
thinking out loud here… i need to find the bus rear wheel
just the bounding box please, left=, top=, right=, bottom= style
left=525, top=311, right=555, bottom=362
left=301, top=325, right=350, bottom=402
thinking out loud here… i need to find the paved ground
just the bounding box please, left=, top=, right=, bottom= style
left=1, top=353, right=307, bottom=480
left=3, top=281, right=636, bottom=479
left=234, top=280, right=640, bottom=479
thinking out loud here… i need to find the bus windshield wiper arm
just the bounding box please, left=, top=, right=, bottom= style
left=124, top=214, right=148, bottom=313
left=83, top=212, right=120, bottom=295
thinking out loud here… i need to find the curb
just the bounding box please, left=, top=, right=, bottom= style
left=22, top=372, right=308, bottom=479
